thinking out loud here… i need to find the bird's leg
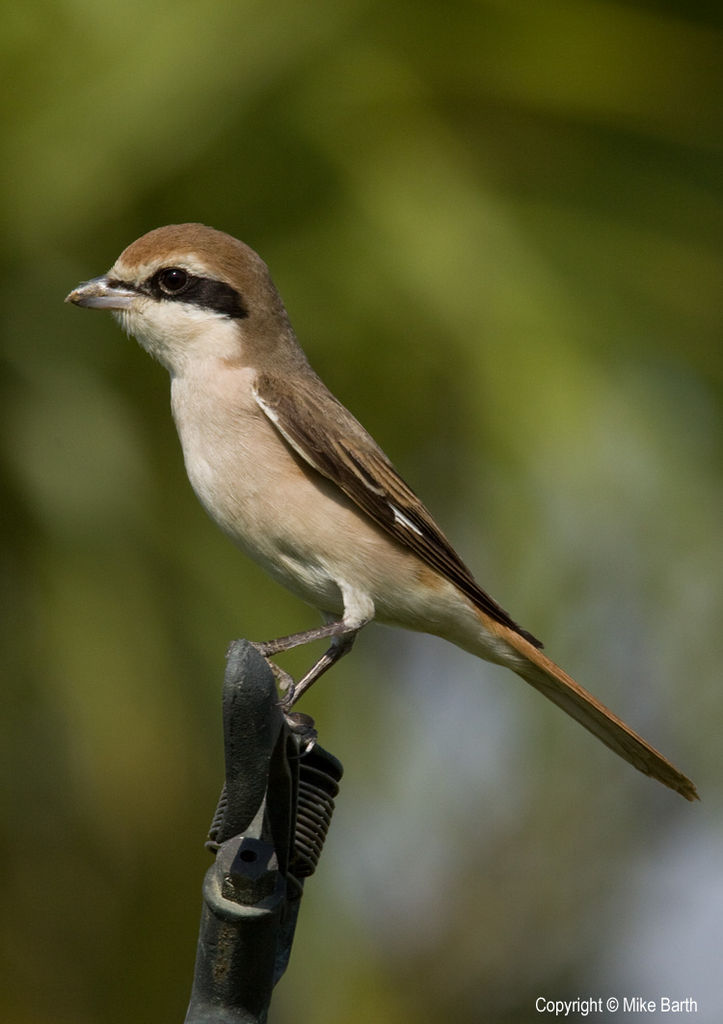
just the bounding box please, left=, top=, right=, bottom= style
left=251, top=620, right=350, bottom=658
left=281, top=627, right=360, bottom=708
left=249, top=618, right=364, bottom=706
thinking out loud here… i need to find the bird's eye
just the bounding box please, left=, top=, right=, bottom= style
left=157, top=267, right=190, bottom=294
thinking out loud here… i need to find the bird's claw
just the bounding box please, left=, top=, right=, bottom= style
left=284, top=711, right=318, bottom=753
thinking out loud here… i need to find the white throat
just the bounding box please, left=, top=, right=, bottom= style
left=116, top=302, right=243, bottom=377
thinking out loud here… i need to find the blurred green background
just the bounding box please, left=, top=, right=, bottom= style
left=2, top=1, right=721, bottom=1021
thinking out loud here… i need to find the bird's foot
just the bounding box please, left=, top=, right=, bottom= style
left=249, top=642, right=296, bottom=695
left=250, top=638, right=283, bottom=658
left=284, top=710, right=318, bottom=753
left=246, top=641, right=316, bottom=748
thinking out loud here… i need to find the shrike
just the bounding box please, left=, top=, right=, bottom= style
left=66, top=223, right=697, bottom=800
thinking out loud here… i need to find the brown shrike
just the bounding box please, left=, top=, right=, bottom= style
left=66, top=223, right=697, bottom=801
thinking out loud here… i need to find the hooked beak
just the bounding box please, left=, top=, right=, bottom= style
left=65, top=275, right=137, bottom=310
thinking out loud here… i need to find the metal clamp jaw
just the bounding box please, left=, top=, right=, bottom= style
left=185, top=641, right=342, bottom=1023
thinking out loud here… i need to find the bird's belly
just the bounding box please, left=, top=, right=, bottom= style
left=172, top=390, right=351, bottom=612
left=183, top=431, right=504, bottom=655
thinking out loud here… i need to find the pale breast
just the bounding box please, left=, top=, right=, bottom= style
left=169, top=363, right=355, bottom=611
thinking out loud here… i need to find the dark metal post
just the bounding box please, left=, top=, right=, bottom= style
left=185, top=641, right=342, bottom=1023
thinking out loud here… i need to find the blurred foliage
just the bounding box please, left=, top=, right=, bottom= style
left=1, top=1, right=721, bottom=1022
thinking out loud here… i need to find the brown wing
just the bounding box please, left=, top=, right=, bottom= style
left=254, top=371, right=542, bottom=648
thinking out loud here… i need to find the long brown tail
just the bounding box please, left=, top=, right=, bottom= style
left=496, top=628, right=698, bottom=801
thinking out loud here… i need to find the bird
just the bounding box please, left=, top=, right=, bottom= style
left=66, top=223, right=697, bottom=801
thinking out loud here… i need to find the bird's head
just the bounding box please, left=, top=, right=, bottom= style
left=66, top=223, right=298, bottom=375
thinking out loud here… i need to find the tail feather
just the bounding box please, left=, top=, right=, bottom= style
left=499, top=630, right=698, bottom=801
